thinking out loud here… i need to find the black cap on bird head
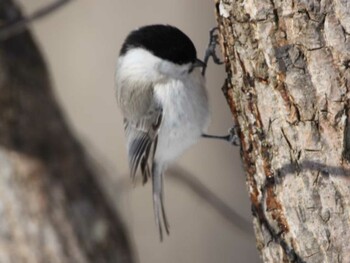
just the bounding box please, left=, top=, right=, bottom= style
left=120, top=24, right=198, bottom=65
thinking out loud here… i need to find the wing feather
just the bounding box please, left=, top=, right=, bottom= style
left=124, top=105, right=162, bottom=183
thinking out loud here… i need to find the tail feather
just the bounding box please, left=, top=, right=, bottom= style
left=152, top=162, right=170, bottom=241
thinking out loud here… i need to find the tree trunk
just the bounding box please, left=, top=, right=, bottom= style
left=0, top=1, right=134, bottom=262
left=215, top=0, right=350, bottom=262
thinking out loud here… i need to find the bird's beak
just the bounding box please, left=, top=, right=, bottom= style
left=193, top=58, right=206, bottom=68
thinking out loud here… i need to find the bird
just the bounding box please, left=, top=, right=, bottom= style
left=115, top=24, right=237, bottom=240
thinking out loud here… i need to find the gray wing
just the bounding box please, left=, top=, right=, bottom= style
left=124, top=104, right=162, bottom=184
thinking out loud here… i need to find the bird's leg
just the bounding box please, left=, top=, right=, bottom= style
left=201, top=28, right=239, bottom=145
left=152, top=163, right=170, bottom=241
left=202, top=125, right=240, bottom=146
left=202, top=27, right=224, bottom=76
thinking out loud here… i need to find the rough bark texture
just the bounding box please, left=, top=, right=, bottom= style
left=0, top=1, right=134, bottom=262
left=215, top=0, right=350, bottom=262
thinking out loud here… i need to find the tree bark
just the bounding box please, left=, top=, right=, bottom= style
left=215, top=0, right=350, bottom=262
left=0, top=1, right=134, bottom=262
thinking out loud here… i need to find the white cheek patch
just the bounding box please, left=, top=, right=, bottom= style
left=118, top=47, right=192, bottom=81
left=158, top=60, right=191, bottom=79
left=119, top=48, right=162, bottom=81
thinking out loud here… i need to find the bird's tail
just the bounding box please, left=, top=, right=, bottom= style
left=152, top=162, right=170, bottom=241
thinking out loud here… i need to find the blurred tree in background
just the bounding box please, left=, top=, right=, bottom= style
left=0, top=1, right=134, bottom=262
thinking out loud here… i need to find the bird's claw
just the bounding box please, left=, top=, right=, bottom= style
left=202, top=27, right=224, bottom=76
left=228, top=126, right=240, bottom=146
left=208, top=27, right=224, bottom=65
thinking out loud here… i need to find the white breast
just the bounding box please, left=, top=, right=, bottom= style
left=154, top=69, right=210, bottom=164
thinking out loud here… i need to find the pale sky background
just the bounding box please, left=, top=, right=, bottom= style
left=21, top=1, right=260, bottom=262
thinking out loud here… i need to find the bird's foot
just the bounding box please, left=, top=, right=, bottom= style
left=202, top=125, right=240, bottom=146
left=202, top=27, right=224, bottom=76
left=227, top=126, right=240, bottom=146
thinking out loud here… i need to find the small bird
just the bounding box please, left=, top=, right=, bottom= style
left=115, top=24, right=233, bottom=239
